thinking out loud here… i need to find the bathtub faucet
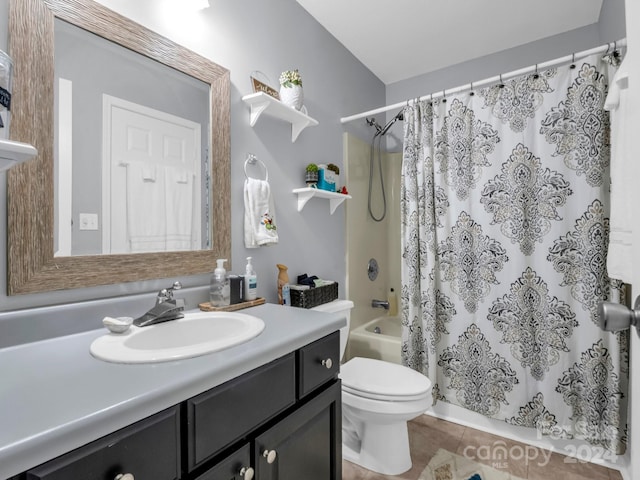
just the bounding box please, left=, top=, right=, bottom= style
left=371, top=299, right=389, bottom=310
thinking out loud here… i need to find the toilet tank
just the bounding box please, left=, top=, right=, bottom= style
left=310, top=299, right=353, bottom=360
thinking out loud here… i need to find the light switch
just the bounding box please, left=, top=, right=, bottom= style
left=79, top=213, right=99, bottom=231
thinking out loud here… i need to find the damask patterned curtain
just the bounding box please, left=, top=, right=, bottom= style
left=400, top=54, right=628, bottom=454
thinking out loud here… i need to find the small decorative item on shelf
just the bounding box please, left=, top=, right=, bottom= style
left=0, top=49, right=13, bottom=140
left=316, top=164, right=335, bottom=192
left=279, top=69, right=303, bottom=110
left=327, top=164, right=340, bottom=192
left=305, top=163, right=319, bottom=186
left=339, top=186, right=349, bottom=195
left=250, top=71, right=280, bottom=100
left=277, top=263, right=289, bottom=305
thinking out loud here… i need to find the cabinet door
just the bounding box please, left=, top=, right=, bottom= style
left=255, top=381, right=341, bottom=480
left=26, top=406, right=180, bottom=480
left=194, top=443, right=252, bottom=480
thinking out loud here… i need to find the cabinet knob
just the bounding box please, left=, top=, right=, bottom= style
left=262, top=449, right=277, bottom=464
left=321, top=358, right=333, bottom=369
left=114, top=475, right=134, bottom=480
left=239, top=466, right=254, bottom=480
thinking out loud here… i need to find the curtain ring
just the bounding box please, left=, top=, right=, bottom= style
left=442, top=89, right=446, bottom=102
left=469, top=81, right=474, bottom=96
left=499, top=74, right=504, bottom=88
left=570, top=53, right=576, bottom=69
left=533, top=64, right=539, bottom=79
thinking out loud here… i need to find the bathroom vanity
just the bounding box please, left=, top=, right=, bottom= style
left=0, top=304, right=344, bottom=480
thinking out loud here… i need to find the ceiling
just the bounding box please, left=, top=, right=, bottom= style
left=296, top=0, right=604, bottom=85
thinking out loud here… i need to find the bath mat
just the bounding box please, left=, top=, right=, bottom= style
left=419, top=448, right=526, bottom=480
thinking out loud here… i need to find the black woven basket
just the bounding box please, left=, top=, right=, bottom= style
left=290, top=282, right=338, bottom=309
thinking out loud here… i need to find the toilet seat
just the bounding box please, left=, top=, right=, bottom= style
left=340, top=357, right=432, bottom=402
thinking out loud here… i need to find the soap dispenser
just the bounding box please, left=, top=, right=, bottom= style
left=244, top=257, right=258, bottom=301
left=210, top=259, right=230, bottom=307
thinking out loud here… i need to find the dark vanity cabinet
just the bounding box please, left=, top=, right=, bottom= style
left=20, top=331, right=341, bottom=480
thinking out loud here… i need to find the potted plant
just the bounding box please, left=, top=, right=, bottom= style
left=305, top=163, right=319, bottom=185
left=279, top=69, right=303, bottom=110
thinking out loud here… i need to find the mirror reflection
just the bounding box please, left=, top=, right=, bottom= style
left=53, top=19, right=210, bottom=256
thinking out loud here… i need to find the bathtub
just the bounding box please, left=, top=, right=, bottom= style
left=348, top=316, right=402, bottom=364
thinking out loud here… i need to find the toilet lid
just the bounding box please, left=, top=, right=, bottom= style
left=340, top=357, right=431, bottom=400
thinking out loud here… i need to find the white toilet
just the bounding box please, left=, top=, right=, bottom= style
left=311, top=299, right=432, bottom=475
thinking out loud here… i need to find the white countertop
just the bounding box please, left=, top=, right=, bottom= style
left=0, top=303, right=345, bottom=479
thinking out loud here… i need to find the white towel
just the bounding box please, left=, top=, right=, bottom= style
left=604, top=59, right=632, bottom=283
left=126, top=163, right=167, bottom=252
left=164, top=166, right=194, bottom=251
left=244, top=177, right=278, bottom=248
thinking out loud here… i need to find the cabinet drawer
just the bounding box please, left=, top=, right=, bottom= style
left=194, top=443, right=251, bottom=480
left=297, top=331, right=340, bottom=398
left=26, top=406, right=180, bottom=480
left=187, top=353, right=295, bottom=471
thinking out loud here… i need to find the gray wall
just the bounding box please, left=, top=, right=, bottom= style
left=380, top=0, right=626, bottom=149
left=0, top=0, right=382, bottom=344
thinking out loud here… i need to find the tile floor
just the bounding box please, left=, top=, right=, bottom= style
left=342, top=415, right=624, bottom=480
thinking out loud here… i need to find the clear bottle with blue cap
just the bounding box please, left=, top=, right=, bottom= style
left=244, top=256, right=258, bottom=301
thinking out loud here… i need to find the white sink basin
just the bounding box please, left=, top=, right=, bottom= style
left=90, top=311, right=265, bottom=364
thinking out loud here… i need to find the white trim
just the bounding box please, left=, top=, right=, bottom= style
left=55, top=78, right=73, bottom=257
left=340, top=39, right=627, bottom=123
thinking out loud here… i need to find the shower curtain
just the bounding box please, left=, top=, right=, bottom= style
left=400, top=53, right=628, bottom=454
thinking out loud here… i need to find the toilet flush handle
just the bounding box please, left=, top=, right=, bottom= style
left=321, top=358, right=333, bottom=369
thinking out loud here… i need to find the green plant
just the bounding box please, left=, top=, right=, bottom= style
left=327, top=163, right=340, bottom=175
left=279, top=69, right=302, bottom=87
left=305, top=163, right=318, bottom=173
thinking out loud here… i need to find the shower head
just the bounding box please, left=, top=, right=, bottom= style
left=379, top=109, right=404, bottom=136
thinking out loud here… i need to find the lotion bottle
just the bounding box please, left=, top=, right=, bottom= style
left=210, top=259, right=230, bottom=307
left=244, top=256, right=258, bottom=301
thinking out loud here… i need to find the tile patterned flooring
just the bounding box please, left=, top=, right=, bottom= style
left=342, top=415, right=624, bottom=480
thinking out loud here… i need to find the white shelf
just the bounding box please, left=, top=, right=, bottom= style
left=242, top=92, right=318, bottom=142
left=0, top=139, right=37, bottom=172
left=293, top=187, right=351, bottom=215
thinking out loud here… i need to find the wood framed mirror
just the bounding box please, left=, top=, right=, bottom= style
left=7, top=0, right=230, bottom=295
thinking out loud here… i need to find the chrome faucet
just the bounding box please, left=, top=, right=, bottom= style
left=156, top=281, right=182, bottom=305
left=371, top=299, right=389, bottom=310
left=133, top=281, right=185, bottom=327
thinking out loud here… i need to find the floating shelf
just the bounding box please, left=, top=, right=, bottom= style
left=242, top=92, right=318, bottom=142
left=0, top=139, right=37, bottom=172
left=293, top=187, right=351, bottom=215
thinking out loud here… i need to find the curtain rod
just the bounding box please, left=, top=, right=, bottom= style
left=340, top=39, right=626, bottom=124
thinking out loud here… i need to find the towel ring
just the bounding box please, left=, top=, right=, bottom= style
left=244, top=153, right=268, bottom=181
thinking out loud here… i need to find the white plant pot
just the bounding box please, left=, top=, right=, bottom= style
left=280, top=85, right=304, bottom=110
